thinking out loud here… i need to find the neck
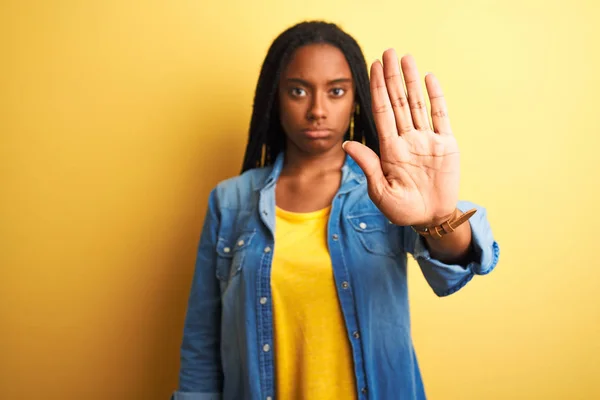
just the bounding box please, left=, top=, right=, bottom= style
left=281, top=143, right=347, bottom=178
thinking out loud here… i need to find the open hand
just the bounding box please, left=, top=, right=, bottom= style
left=343, top=49, right=460, bottom=227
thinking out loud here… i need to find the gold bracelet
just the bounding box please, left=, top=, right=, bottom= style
left=411, top=208, right=477, bottom=240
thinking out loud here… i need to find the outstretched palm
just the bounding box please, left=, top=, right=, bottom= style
left=343, top=49, right=460, bottom=227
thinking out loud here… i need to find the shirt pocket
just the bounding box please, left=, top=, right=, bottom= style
left=347, top=213, right=401, bottom=258
left=215, top=230, right=256, bottom=284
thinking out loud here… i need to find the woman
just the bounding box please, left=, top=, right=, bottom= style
left=173, top=20, right=499, bottom=400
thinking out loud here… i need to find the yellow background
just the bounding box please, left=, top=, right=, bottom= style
left=1, top=0, right=598, bottom=399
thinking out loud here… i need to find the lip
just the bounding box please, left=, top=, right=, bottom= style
left=302, top=128, right=332, bottom=139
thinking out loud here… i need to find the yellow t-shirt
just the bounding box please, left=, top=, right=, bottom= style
left=271, top=205, right=357, bottom=399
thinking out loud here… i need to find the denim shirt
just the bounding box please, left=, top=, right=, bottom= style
left=173, top=152, right=500, bottom=400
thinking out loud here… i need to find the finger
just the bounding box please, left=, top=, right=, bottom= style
left=425, top=73, right=452, bottom=135
left=342, top=141, right=386, bottom=191
left=401, top=54, right=430, bottom=131
left=370, top=60, right=398, bottom=142
left=382, top=48, right=413, bottom=134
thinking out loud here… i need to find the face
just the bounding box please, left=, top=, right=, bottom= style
left=278, top=43, right=355, bottom=156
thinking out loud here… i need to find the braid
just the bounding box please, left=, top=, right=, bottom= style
left=241, top=21, right=379, bottom=173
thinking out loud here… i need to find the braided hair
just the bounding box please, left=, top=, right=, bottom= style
left=240, top=20, right=379, bottom=173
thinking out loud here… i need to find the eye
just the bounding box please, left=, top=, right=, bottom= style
left=290, top=87, right=307, bottom=97
left=331, top=88, right=346, bottom=97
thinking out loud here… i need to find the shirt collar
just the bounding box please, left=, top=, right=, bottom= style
left=259, top=151, right=366, bottom=193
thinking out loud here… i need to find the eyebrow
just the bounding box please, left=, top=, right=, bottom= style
left=285, top=77, right=353, bottom=86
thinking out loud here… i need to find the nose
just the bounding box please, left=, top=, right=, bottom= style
left=307, top=92, right=327, bottom=121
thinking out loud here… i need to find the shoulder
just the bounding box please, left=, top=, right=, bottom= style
left=209, top=165, right=272, bottom=210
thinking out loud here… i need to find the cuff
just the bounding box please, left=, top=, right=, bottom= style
left=413, top=201, right=500, bottom=276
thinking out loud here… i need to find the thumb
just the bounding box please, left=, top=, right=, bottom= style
left=342, top=141, right=385, bottom=185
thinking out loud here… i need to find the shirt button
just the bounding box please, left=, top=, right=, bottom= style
left=264, top=246, right=271, bottom=253
left=342, top=281, right=349, bottom=289
left=332, top=234, right=339, bottom=241
left=260, top=297, right=268, bottom=305
left=266, top=397, right=272, bottom=400
left=237, top=240, right=245, bottom=247
left=223, top=247, right=231, bottom=253
left=353, top=331, right=360, bottom=339
left=359, top=222, right=367, bottom=229
left=361, top=387, right=368, bottom=394
left=263, top=344, right=270, bottom=352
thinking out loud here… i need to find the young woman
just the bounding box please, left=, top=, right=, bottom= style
left=173, top=20, right=499, bottom=400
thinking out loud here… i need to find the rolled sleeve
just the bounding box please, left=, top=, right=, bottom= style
left=411, top=200, right=500, bottom=297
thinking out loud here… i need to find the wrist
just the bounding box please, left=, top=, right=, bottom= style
left=412, top=208, right=477, bottom=240
left=413, top=209, right=458, bottom=230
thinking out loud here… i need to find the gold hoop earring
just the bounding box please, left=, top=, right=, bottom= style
left=350, top=103, right=360, bottom=141
left=260, top=144, right=267, bottom=167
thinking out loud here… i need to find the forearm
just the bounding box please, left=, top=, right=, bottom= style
left=410, top=201, right=500, bottom=297
left=423, top=221, right=474, bottom=265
